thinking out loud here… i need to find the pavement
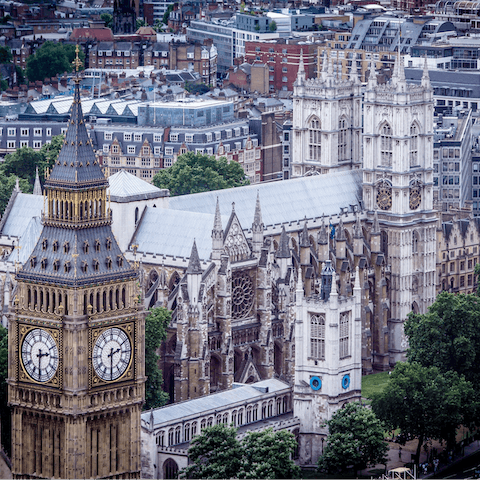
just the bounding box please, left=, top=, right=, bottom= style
left=360, top=432, right=480, bottom=479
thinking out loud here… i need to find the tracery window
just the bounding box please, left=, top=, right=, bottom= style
left=338, top=118, right=348, bottom=162
left=231, top=271, right=254, bottom=319
left=309, top=117, right=321, bottom=161
left=340, top=312, right=350, bottom=358
left=380, top=123, right=393, bottom=167
left=410, top=124, right=419, bottom=167
left=310, top=314, right=325, bottom=359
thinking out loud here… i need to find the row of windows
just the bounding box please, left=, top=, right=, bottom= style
left=155, top=396, right=290, bottom=447
left=5, top=140, right=46, bottom=149
left=2, top=127, right=54, bottom=137
left=442, top=257, right=477, bottom=273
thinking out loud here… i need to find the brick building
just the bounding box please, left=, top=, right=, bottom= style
left=244, top=40, right=316, bottom=92
left=89, top=41, right=141, bottom=69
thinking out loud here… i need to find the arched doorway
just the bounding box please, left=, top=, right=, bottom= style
left=164, top=458, right=179, bottom=479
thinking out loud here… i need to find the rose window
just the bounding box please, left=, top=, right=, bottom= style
left=231, top=271, right=254, bottom=319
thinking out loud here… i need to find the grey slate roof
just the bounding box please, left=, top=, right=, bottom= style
left=0, top=193, right=43, bottom=238
left=108, top=170, right=168, bottom=202
left=169, top=170, right=363, bottom=228
left=142, top=378, right=290, bottom=427
left=8, top=217, right=42, bottom=264
left=132, top=208, right=230, bottom=261
left=47, top=81, right=107, bottom=189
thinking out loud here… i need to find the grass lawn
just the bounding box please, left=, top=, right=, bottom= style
left=361, top=371, right=391, bottom=400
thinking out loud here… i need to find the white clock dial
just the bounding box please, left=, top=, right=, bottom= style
left=21, top=328, right=59, bottom=382
left=92, top=327, right=132, bottom=381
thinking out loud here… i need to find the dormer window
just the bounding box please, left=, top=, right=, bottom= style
left=83, top=241, right=89, bottom=254
left=117, top=255, right=123, bottom=267
left=30, top=257, right=36, bottom=268
left=53, top=259, right=60, bottom=272
left=93, top=259, right=99, bottom=271
left=52, top=240, right=59, bottom=252
left=64, top=261, right=71, bottom=273
left=42, top=239, right=48, bottom=251
left=82, top=261, right=88, bottom=273
left=63, top=242, right=70, bottom=254
left=41, top=258, right=48, bottom=270
left=94, top=239, right=101, bottom=252
left=106, top=237, right=112, bottom=250
left=106, top=256, right=112, bottom=269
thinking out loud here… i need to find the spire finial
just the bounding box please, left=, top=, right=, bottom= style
left=421, top=56, right=431, bottom=89
left=72, top=44, right=83, bottom=75
left=33, top=166, right=42, bottom=195
left=295, top=49, right=306, bottom=86
left=253, top=191, right=263, bottom=227
left=367, top=59, right=377, bottom=88
left=277, top=226, right=290, bottom=258
left=187, top=239, right=202, bottom=274
left=213, top=196, right=222, bottom=233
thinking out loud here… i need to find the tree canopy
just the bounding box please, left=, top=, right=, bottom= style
left=152, top=152, right=249, bottom=196
left=100, top=12, right=113, bottom=29
left=405, top=292, right=480, bottom=385
left=181, top=424, right=243, bottom=479
left=181, top=424, right=299, bottom=479
left=0, top=326, right=10, bottom=456
left=239, top=428, right=300, bottom=479
left=26, top=42, right=85, bottom=82
left=317, top=402, right=388, bottom=477
left=0, top=175, right=31, bottom=214
left=144, top=307, right=171, bottom=410
left=371, top=362, right=476, bottom=463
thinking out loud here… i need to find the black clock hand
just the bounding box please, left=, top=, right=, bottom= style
left=37, top=349, right=49, bottom=377
left=108, top=347, right=121, bottom=380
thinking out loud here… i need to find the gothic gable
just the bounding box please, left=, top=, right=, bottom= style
left=223, top=211, right=251, bottom=262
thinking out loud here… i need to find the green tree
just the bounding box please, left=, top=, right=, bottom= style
left=181, top=424, right=243, bottom=479
left=0, top=326, right=10, bottom=457
left=0, top=134, right=63, bottom=189
left=239, top=428, right=300, bottom=479
left=144, top=307, right=171, bottom=410
left=0, top=46, right=12, bottom=64
left=0, top=175, right=31, bottom=214
left=136, top=18, right=147, bottom=29
left=318, top=402, right=388, bottom=477
left=405, top=292, right=480, bottom=385
left=153, top=152, right=249, bottom=196
left=26, top=42, right=84, bottom=82
left=100, top=12, right=113, bottom=29
left=163, top=4, right=174, bottom=24
left=269, top=20, right=277, bottom=32
left=372, top=362, right=475, bottom=464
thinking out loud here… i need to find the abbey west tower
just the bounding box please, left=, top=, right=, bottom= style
left=8, top=59, right=145, bottom=479
left=362, top=57, right=437, bottom=366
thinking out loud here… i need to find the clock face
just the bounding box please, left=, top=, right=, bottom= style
left=21, top=328, right=59, bottom=382
left=410, top=187, right=421, bottom=210
left=376, top=186, right=392, bottom=211
left=92, top=327, right=132, bottom=381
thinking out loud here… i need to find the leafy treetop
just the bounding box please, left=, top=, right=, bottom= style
left=144, top=307, right=171, bottom=410
left=372, top=362, right=476, bottom=464
left=405, top=292, right=480, bottom=384
left=26, top=42, right=85, bottom=82
left=318, top=401, right=389, bottom=477
left=152, top=152, right=249, bottom=196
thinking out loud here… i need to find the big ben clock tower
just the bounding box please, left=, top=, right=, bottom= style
left=8, top=49, right=145, bottom=479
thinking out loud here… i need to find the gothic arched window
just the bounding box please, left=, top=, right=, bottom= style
left=339, top=311, right=350, bottom=358
left=309, top=117, right=321, bottom=161
left=310, top=314, right=325, bottom=359
left=380, top=123, right=393, bottom=167
left=410, top=124, right=419, bottom=167
left=338, top=118, right=348, bottom=162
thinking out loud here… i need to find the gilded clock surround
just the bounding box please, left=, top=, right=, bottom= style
left=90, top=322, right=135, bottom=388
left=18, top=324, right=63, bottom=388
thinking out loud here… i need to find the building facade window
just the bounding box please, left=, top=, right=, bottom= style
left=340, top=312, right=350, bottom=358
left=410, top=124, right=419, bottom=167
left=310, top=313, right=325, bottom=359
left=309, top=117, right=321, bottom=161
left=380, top=123, right=392, bottom=167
